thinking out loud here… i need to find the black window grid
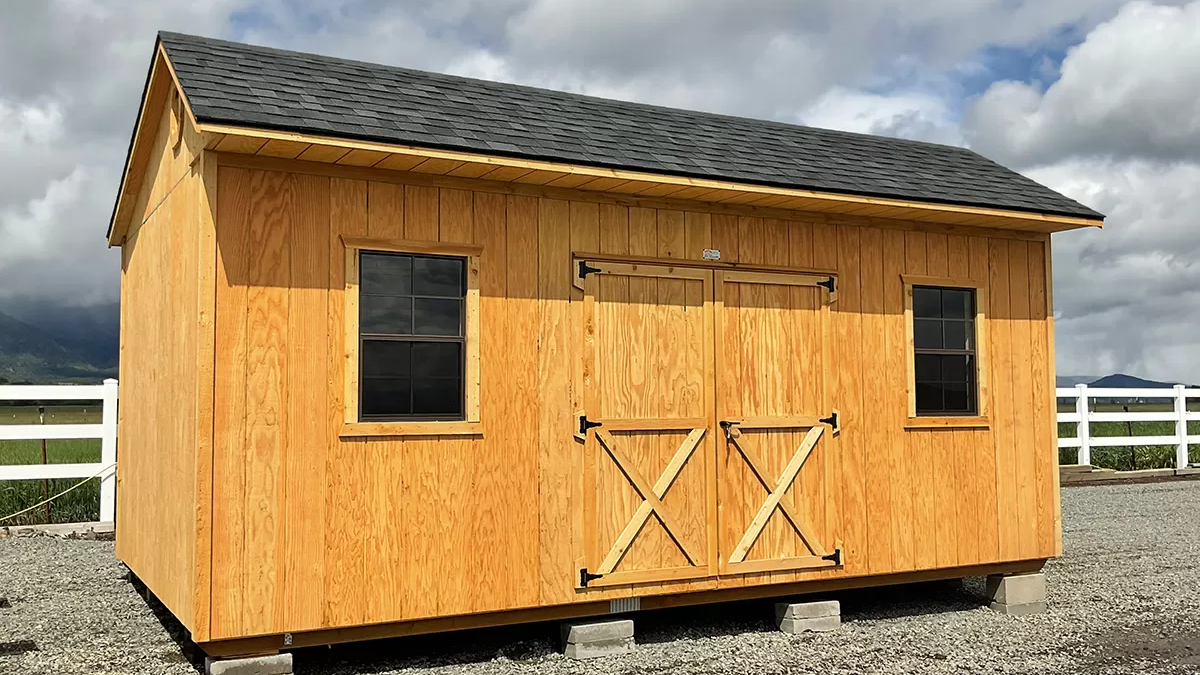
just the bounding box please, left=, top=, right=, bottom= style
left=358, top=251, right=467, bottom=422
left=913, top=285, right=979, bottom=416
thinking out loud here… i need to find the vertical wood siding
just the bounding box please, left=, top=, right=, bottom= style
left=207, top=165, right=1059, bottom=639
left=116, top=95, right=211, bottom=633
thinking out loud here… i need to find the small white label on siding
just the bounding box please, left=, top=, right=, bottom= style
left=703, top=248, right=721, bottom=260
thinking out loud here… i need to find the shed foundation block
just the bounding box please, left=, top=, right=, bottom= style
left=204, top=653, right=292, bottom=675
left=986, top=572, right=1047, bottom=615
left=776, top=600, right=840, bottom=633
left=561, top=619, right=634, bottom=659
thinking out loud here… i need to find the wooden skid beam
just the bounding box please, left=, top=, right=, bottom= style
left=197, top=559, right=1049, bottom=658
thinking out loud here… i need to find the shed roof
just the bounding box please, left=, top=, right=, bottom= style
left=156, top=31, right=1102, bottom=221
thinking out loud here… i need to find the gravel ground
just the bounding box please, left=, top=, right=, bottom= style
left=2, top=480, right=1199, bottom=675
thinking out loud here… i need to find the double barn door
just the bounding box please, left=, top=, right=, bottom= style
left=577, top=260, right=841, bottom=589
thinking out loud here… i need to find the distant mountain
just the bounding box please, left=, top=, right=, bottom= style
left=0, top=302, right=118, bottom=384
left=2, top=300, right=119, bottom=371
left=1088, top=373, right=1182, bottom=388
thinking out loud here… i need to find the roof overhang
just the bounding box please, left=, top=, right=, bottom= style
left=200, top=124, right=1104, bottom=234
left=109, top=47, right=1103, bottom=246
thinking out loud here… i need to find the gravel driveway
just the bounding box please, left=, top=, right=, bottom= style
left=3, top=480, right=1199, bottom=675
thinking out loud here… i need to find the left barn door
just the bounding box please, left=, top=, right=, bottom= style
left=576, top=260, right=715, bottom=588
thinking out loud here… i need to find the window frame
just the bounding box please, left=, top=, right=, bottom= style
left=902, top=275, right=990, bottom=429
left=341, top=236, right=482, bottom=438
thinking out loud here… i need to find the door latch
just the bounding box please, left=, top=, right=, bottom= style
left=719, top=420, right=740, bottom=442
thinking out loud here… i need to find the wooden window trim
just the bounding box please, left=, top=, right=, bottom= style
left=341, top=236, right=481, bottom=438
left=902, top=274, right=990, bottom=429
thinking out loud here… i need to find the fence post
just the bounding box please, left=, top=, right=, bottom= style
left=1175, top=384, right=1188, bottom=471
left=100, top=378, right=119, bottom=523
left=1076, top=383, right=1090, bottom=466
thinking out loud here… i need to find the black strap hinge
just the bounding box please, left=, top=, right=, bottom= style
left=579, top=415, right=603, bottom=436
left=819, top=411, right=839, bottom=432
left=578, top=261, right=602, bottom=280
left=821, top=548, right=843, bottom=566
left=817, top=276, right=836, bottom=294
left=580, top=568, right=604, bottom=588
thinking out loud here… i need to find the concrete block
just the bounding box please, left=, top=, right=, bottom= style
left=778, top=615, right=841, bottom=633
left=776, top=600, right=840, bottom=633
left=986, top=572, right=1047, bottom=615
left=205, top=653, right=292, bottom=675
left=775, top=599, right=839, bottom=620
left=561, top=619, right=634, bottom=660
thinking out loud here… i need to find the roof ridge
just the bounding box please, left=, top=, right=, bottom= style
left=158, top=31, right=984, bottom=159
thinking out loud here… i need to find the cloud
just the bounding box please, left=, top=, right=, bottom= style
left=3, top=0, right=1200, bottom=383
left=797, top=87, right=962, bottom=145
left=1031, top=160, right=1200, bottom=380
left=964, top=0, right=1200, bottom=167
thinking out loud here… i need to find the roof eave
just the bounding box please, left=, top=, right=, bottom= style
left=196, top=121, right=1105, bottom=234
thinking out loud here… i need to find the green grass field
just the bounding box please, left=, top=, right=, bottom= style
left=1056, top=400, right=1200, bottom=470
left=0, top=406, right=103, bottom=526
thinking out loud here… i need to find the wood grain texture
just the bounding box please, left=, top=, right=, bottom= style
left=182, top=161, right=1066, bottom=641
left=117, top=129, right=204, bottom=633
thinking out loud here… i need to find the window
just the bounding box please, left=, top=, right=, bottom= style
left=342, top=236, right=481, bottom=436
left=912, top=286, right=977, bottom=415
left=903, top=276, right=989, bottom=426
left=360, top=252, right=466, bottom=420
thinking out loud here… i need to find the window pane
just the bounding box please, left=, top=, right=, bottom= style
left=943, top=381, right=969, bottom=412
left=361, top=295, right=412, bottom=335
left=913, top=287, right=941, bottom=318
left=944, top=320, right=968, bottom=350
left=915, top=354, right=941, bottom=382
left=414, top=298, right=463, bottom=336
left=915, top=382, right=943, bottom=414
left=412, top=342, right=462, bottom=378
left=413, top=257, right=463, bottom=297
left=941, top=354, right=968, bottom=383
left=413, top=378, right=462, bottom=416
left=362, top=377, right=411, bottom=416
left=361, top=253, right=412, bottom=296
left=914, top=318, right=943, bottom=349
left=361, top=340, right=411, bottom=377
left=942, top=289, right=971, bottom=319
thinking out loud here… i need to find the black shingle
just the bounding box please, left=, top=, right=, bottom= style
left=159, top=32, right=1102, bottom=220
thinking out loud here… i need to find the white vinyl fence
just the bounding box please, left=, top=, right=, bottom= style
left=1057, top=383, right=1199, bottom=469
left=0, top=379, right=118, bottom=524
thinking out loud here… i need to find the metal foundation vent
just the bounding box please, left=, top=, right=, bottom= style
left=609, top=597, right=640, bottom=614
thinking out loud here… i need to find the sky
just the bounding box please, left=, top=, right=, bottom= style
left=1, top=0, right=1198, bottom=380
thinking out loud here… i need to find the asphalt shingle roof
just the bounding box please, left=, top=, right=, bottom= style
left=158, top=32, right=1103, bottom=221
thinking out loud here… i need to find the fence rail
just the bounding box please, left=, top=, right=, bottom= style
left=0, top=379, right=118, bottom=524
left=1057, top=383, right=1200, bottom=469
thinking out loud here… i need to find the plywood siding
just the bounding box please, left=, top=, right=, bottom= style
left=116, top=92, right=211, bottom=633
left=207, top=163, right=1059, bottom=639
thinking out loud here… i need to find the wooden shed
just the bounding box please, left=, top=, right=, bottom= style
left=110, top=32, right=1104, bottom=659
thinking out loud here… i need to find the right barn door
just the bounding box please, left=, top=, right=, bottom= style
left=716, top=270, right=842, bottom=576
